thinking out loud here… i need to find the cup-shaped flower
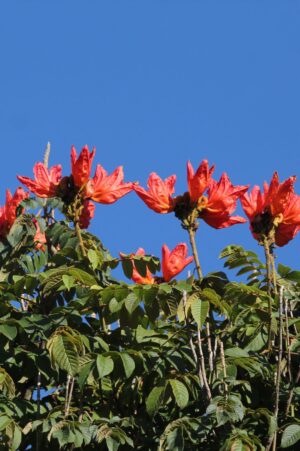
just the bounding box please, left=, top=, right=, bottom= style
left=0, top=187, right=29, bottom=238
left=134, top=172, right=176, bottom=213
left=71, top=145, right=95, bottom=188
left=241, top=172, right=300, bottom=246
left=198, top=173, right=248, bottom=229
left=162, top=243, right=193, bottom=282
left=17, top=163, right=62, bottom=198
left=86, top=164, right=134, bottom=204
left=120, top=248, right=155, bottom=284
left=79, top=200, right=95, bottom=229
left=187, top=160, right=215, bottom=203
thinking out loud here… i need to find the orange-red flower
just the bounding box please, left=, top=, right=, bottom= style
left=241, top=172, right=300, bottom=246
left=86, top=164, right=134, bottom=204
left=71, top=145, right=95, bottom=188
left=134, top=172, right=176, bottom=213
left=79, top=200, right=95, bottom=229
left=187, top=160, right=215, bottom=203
left=198, top=173, right=248, bottom=229
left=17, top=163, right=62, bottom=198
left=0, top=187, right=29, bottom=238
left=162, top=243, right=193, bottom=282
left=120, top=248, right=155, bottom=284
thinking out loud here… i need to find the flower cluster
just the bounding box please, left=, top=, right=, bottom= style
left=241, top=172, right=300, bottom=246
left=134, top=160, right=248, bottom=230
left=17, top=145, right=135, bottom=229
left=10, top=144, right=300, bottom=282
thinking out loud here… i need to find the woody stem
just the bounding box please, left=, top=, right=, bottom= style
left=263, top=238, right=273, bottom=349
left=75, top=220, right=87, bottom=257
left=188, top=227, right=203, bottom=280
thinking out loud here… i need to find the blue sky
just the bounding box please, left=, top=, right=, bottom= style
left=1, top=1, right=300, bottom=279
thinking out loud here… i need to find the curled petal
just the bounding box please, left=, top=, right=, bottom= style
left=18, top=163, right=62, bottom=198
left=162, top=243, right=193, bottom=282
left=187, top=160, right=215, bottom=203
left=87, top=164, right=134, bottom=204
left=200, top=173, right=248, bottom=229
left=134, top=172, right=176, bottom=213
left=71, top=145, right=95, bottom=188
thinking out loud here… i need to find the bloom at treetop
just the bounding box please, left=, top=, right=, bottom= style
left=71, top=145, right=95, bottom=188
left=198, top=173, right=248, bottom=229
left=0, top=187, right=29, bottom=238
left=86, top=164, right=134, bottom=204
left=241, top=172, right=300, bottom=246
left=187, top=160, right=215, bottom=203
left=134, top=172, right=176, bottom=213
left=162, top=243, right=193, bottom=282
left=120, top=248, right=155, bottom=284
left=79, top=199, right=95, bottom=229
left=17, top=163, right=62, bottom=198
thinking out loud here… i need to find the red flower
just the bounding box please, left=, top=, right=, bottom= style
left=187, top=160, right=215, bottom=203
left=17, top=163, right=62, bottom=198
left=71, top=145, right=95, bottom=188
left=79, top=200, right=95, bottom=229
left=120, top=248, right=155, bottom=284
left=86, top=164, right=134, bottom=204
left=0, top=187, right=29, bottom=238
left=241, top=172, right=300, bottom=246
left=198, top=173, right=248, bottom=229
left=134, top=172, right=176, bottom=213
left=162, top=243, right=193, bottom=282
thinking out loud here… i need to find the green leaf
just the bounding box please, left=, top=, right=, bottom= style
left=225, top=348, right=249, bottom=358
left=0, top=368, right=15, bottom=398
left=169, top=380, right=189, bottom=409
left=134, top=258, right=147, bottom=277
left=281, top=424, right=300, bottom=448
left=47, top=334, right=79, bottom=376
left=190, top=298, right=209, bottom=328
left=0, top=414, right=12, bottom=430
left=62, top=275, right=75, bottom=291
left=0, top=324, right=17, bottom=340
left=119, top=353, right=135, bottom=378
left=121, top=259, right=133, bottom=279
left=68, top=268, right=97, bottom=286
left=277, top=263, right=291, bottom=278
left=124, top=292, right=139, bottom=314
left=11, top=424, right=22, bottom=451
left=96, top=355, right=114, bottom=378
left=146, top=385, right=165, bottom=416
left=87, top=249, right=100, bottom=270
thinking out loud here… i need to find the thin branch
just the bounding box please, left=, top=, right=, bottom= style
left=271, top=285, right=284, bottom=451
left=218, top=336, right=228, bottom=398
left=75, top=221, right=87, bottom=257
left=64, top=375, right=71, bottom=417
left=197, top=328, right=212, bottom=401
left=182, top=291, right=204, bottom=387
left=187, top=227, right=203, bottom=280
left=285, top=366, right=300, bottom=418
left=263, top=239, right=273, bottom=349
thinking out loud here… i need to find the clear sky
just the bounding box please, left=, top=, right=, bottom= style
left=1, top=1, right=300, bottom=279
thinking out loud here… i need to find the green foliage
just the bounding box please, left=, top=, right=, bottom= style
left=0, top=200, right=299, bottom=450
